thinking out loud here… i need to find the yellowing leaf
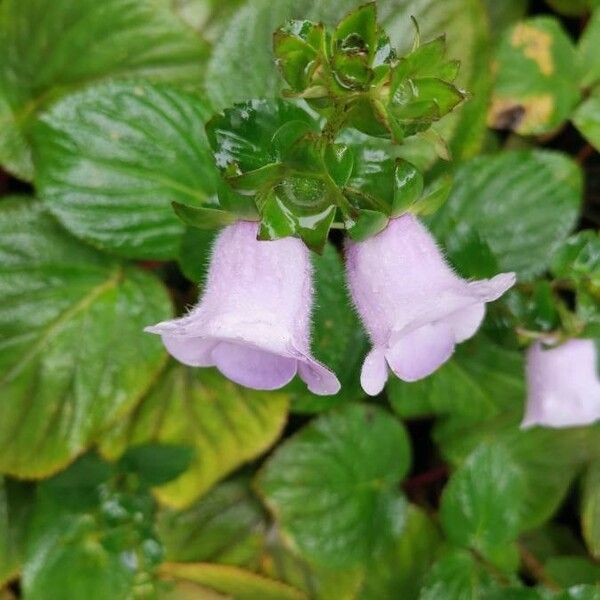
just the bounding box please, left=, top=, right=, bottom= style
left=101, top=366, right=289, bottom=509
left=160, top=563, right=307, bottom=600
left=0, top=200, right=171, bottom=478
left=490, top=17, right=580, bottom=135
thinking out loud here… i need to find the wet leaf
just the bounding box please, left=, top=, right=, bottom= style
left=489, top=17, right=580, bottom=135
left=256, top=403, right=411, bottom=567
left=0, top=200, right=171, bottom=477
left=0, top=0, right=207, bottom=180
left=33, top=82, right=219, bottom=259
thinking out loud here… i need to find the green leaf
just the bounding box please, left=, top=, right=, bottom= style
left=578, top=9, right=600, bottom=88
left=430, top=150, right=582, bottom=279
left=333, top=3, right=378, bottom=57
left=582, top=462, right=600, bottom=559
left=440, top=425, right=597, bottom=531
left=206, top=0, right=491, bottom=167
left=444, top=226, right=500, bottom=279
left=387, top=76, right=465, bottom=141
left=178, top=228, right=218, bottom=284
left=515, top=427, right=596, bottom=529
left=0, top=478, right=33, bottom=586
left=259, top=534, right=364, bottom=600
left=551, top=230, right=600, bottom=286
left=440, top=444, right=526, bottom=560
left=388, top=335, right=524, bottom=422
left=419, top=549, right=497, bottom=600
left=573, top=88, right=600, bottom=152
left=118, top=444, right=194, bottom=488
left=506, top=281, right=561, bottom=334
left=288, top=244, right=368, bottom=413
left=323, top=144, right=354, bottom=187
left=0, top=0, right=207, bottom=180
left=358, top=505, right=441, bottom=600
left=393, top=37, right=458, bottom=82
left=206, top=99, right=316, bottom=178
left=172, top=0, right=246, bottom=43
left=206, top=100, right=337, bottom=250
left=489, top=17, right=580, bottom=135
left=484, top=588, right=545, bottom=600
left=346, top=209, right=389, bottom=241
left=100, top=366, right=289, bottom=509
left=206, top=0, right=338, bottom=107
left=557, top=587, right=600, bottom=600
left=392, top=160, right=424, bottom=216
left=545, top=0, right=592, bottom=16
left=346, top=146, right=396, bottom=212
left=329, top=3, right=390, bottom=92
left=274, top=20, right=325, bottom=92
left=258, top=179, right=337, bottom=252
left=216, top=181, right=260, bottom=219
left=255, top=403, right=411, bottom=568
left=159, top=563, right=307, bottom=600
left=545, top=556, right=600, bottom=588
left=483, top=0, right=529, bottom=41
left=172, top=203, right=239, bottom=230
left=157, top=478, right=266, bottom=569
left=0, top=200, right=171, bottom=478
left=521, top=524, right=586, bottom=563
left=411, top=177, right=452, bottom=216
left=23, top=454, right=163, bottom=600
left=33, top=82, right=219, bottom=260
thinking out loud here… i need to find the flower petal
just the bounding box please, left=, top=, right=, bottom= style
left=522, top=340, right=600, bottom=428
left=161, top=335, right=217, bottom=367
left=386, top=322, right=455, bottom=382
left=360, top=348, right=389, bottom=396
left=467, top=272, right=516, bottom=302
left=211, top=341, right=297, bottom=391
left=297, top=356, right=341, bottom=396
left=446, top=303, right=486, bottom=343
left=145, top=221, right=341, bottom=395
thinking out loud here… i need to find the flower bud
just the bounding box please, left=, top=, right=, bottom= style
left=345, top=214, right=515, bottom=395
left=146, top=221, right=340, bottom=395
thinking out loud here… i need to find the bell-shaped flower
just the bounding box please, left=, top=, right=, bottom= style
left=146, top=221, right=340, bottom=395
left=345, top=214, right=516, bottom=395
left=522, top=339, right=600, bottom=428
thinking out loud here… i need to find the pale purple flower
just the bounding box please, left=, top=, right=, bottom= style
left=522, top=339, right=600, bottom=428
left=146, top=221, right=340, bottom=395
left=345, top=214, right=516, bottom=395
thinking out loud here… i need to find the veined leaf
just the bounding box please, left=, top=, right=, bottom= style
left=0, top=0, right=207, bottom=180
left=206, top=0, right=490, bottom=168
left=33, top=82, right=220, bottom=260
left=100, top=366, right=289, bottom=509
left=160, top=563, right=307, bottom=600
left=0, top=478, right=33, bottom=586
left=157, top=478, right=266, bottom=569
left=0, top=200, right=171, bottom=477
left=430, top=150, right=582, bottom=279
left=256, top=403, right=411, bottom=568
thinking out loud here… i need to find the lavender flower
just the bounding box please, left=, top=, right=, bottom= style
left=345, top=214, right=516, bottom=395
left=146, top=221, right=340, bottom=395
left=522, top=339, right=600, bottom=428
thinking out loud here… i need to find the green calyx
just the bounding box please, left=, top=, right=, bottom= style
left=177, top=3, right=466, bottom=251
left=273, top=3, right=466, bottom=143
